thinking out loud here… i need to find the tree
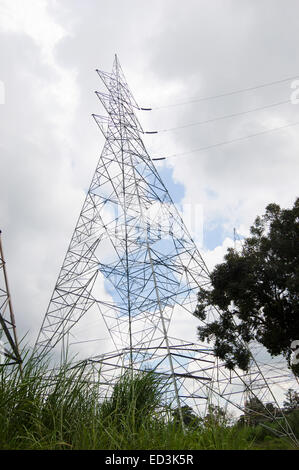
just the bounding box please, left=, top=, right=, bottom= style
left=194, top=198, right=299, bottom=373
left=171, top=405, right=202, bottom=429
left=171, top=403, right=232, bottom=428
left=204, top=404, right=232, bottom=427
left=283, top=389, right=299, bottom=413
left=238, top=397, right=280, bottom=426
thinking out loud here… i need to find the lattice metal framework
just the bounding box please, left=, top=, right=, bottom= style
left=0, top=230, right=22, bottom=366
left=34, top=56, right=298, bottom=443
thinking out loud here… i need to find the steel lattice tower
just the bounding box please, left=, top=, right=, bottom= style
left=0, top=230, right=22, bottom=367
left=34, top=57, right=298, bottom=442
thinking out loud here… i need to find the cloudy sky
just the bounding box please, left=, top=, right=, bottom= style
left=0, top=0, right=299, bottom=352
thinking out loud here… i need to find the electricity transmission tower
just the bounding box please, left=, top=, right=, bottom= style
left=34, top=56, right=298, bottom=443
left=0, top=230, right=22, bottom=367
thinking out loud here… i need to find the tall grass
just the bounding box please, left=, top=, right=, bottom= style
left=0, top=353, right=297, bottom=450
left=99, top=370, right=167, bottom=431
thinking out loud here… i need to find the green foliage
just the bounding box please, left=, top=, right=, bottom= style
left=0, top=353, right=100, bottom=449
left=283, top=410, right=299, bottom=438
left=238, top=397, right=282, bottom=427
left=99, top=370, right=166, bottom=433
left=236, top=389, right=299, bottom=448
left=195, top=424, right=255, bottom=450
left=204, top=404, right=233, bottom=427
left=171, top=405, right=202, bottom=429
left=195, top=198, right=299, bottom=371
left=0, top=353, right=298, bottom=450
left=244, top=411, right=299, bottom=449
left=283, top=388, right=299, bottom=412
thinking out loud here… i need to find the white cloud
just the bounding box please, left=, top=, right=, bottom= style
left=0, top=0, right=83, bottom=346
left=0, top=0, right=65, bottom=62
left=0, top=0, right=298, bottom=403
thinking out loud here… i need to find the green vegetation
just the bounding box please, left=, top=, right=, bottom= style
left=0, top=354, right=298, bottom=450
left=195, top=197, right=299, bottom=373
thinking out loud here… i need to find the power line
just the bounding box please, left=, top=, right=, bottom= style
left=161, top=120, right=299, bottom=160
left=152, top=74, right=299, bottom=110
left=157, top=99, right=291, bottom=133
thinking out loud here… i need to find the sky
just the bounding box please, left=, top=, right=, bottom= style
left=0, top=0, right=299, bottom=359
